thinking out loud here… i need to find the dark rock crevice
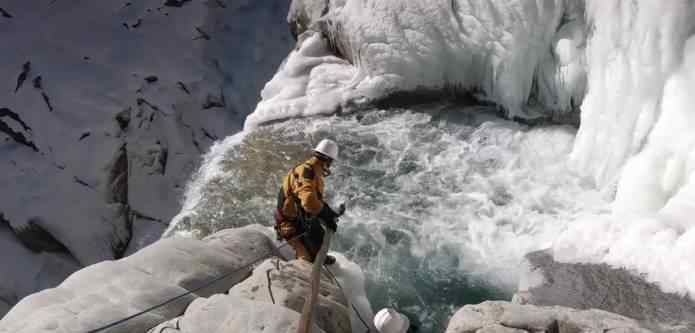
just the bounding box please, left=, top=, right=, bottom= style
left=0, top=214, right=71, bottom=254
left=0, top=107, right=39, bottom=152
left=14, top=61, right=30, bottom=93
left=0, top=7, right=13, bottom=18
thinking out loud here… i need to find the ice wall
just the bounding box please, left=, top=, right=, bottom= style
left=556, top=1, right=695, bottom=297
left=248, top=0, right=588, bottom=128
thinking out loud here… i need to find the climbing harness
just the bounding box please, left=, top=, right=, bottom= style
left=85, top=231, right=309, bottom=333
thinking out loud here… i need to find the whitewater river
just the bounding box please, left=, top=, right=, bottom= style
left=167, top=104, right=609, bottom=332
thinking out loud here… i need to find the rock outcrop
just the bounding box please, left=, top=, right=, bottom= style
left=0, top=225, right=278, bottom=332
left=516, top=251, right=695, bottom=333
left=445, top=301, right=653, bottom=333
left=149, top=259, right=352, bottom=333
left=0, top=0, right=293, bottom=314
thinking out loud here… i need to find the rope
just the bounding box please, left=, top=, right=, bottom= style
left=85, top=231, right=308, bottom=333
left=323, top=265, right=373, bottom=333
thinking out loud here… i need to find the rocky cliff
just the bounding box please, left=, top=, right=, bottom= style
left=0, top=0, right=292, bottom=315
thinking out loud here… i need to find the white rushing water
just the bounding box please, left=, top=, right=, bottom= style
left=168, top=0, right=695, bottom=331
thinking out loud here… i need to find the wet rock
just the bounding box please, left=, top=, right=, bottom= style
left=517, top=250, right=695, bottom=332
left=445, top=301, right=653, bottom=333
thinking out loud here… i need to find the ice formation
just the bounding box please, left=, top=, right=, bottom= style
left=247, top=0, right=588, bottom=129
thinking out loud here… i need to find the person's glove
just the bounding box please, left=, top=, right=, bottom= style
left=318, top=204, right=339, bottom=232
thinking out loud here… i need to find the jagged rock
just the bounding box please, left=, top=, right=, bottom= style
left=148, top=296, right=327, bottom=333
left=0, top=225, right=277, bottom=332
left=445, top=301, right=653, bottom=333
left=517, top=250, right=695, bottom=332
left=228, top=259, right=352, bottom=333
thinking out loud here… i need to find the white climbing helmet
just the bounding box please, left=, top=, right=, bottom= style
left=313, top=139, right=339, bottom=161
left=374, top=308, right=410, bottom=333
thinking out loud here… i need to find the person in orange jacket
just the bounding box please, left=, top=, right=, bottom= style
left=275, top=139, right=343, bottom=265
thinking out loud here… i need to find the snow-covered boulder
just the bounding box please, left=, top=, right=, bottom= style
left=515, top=251, right=695, bottom=333
left=0, top=0, right=292, bottom=313
left=230, top=259, right=352, bottom=333
left=148, top=296, right=327, bottom=333
left=445, top=301, right=653, bottom=333
left=149, top=258, right=352, bottom=333
left=0, top=225, right=277, bottom=332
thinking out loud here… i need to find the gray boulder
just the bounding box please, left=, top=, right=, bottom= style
left=148, top=296, right=327, bottom=333
left=516, top=250, right=695, bottom=333
left=229, top=258, right=352, bottom=333
left=0, top=225, right=277, bottom=332
left=445, top=301, right=653, bottom=333
left=148, top=258, right=352, bottom=333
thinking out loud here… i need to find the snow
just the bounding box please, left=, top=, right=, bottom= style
left=0, top=0, right=292, bottom=311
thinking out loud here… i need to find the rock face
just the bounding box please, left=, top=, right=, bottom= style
left=149, top=258, right=352, bottom=333
left=0, top=0, right=292, bottom=314
left=0, top=225, right=278, bottom=332
left=516, top=251, right=695, bottom=333
left=148, top=296, right=328, bottom=333
left=445, top=301, right=653, bottom=333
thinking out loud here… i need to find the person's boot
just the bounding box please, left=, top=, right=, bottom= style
left=324, top=255, right=336, bottom=265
